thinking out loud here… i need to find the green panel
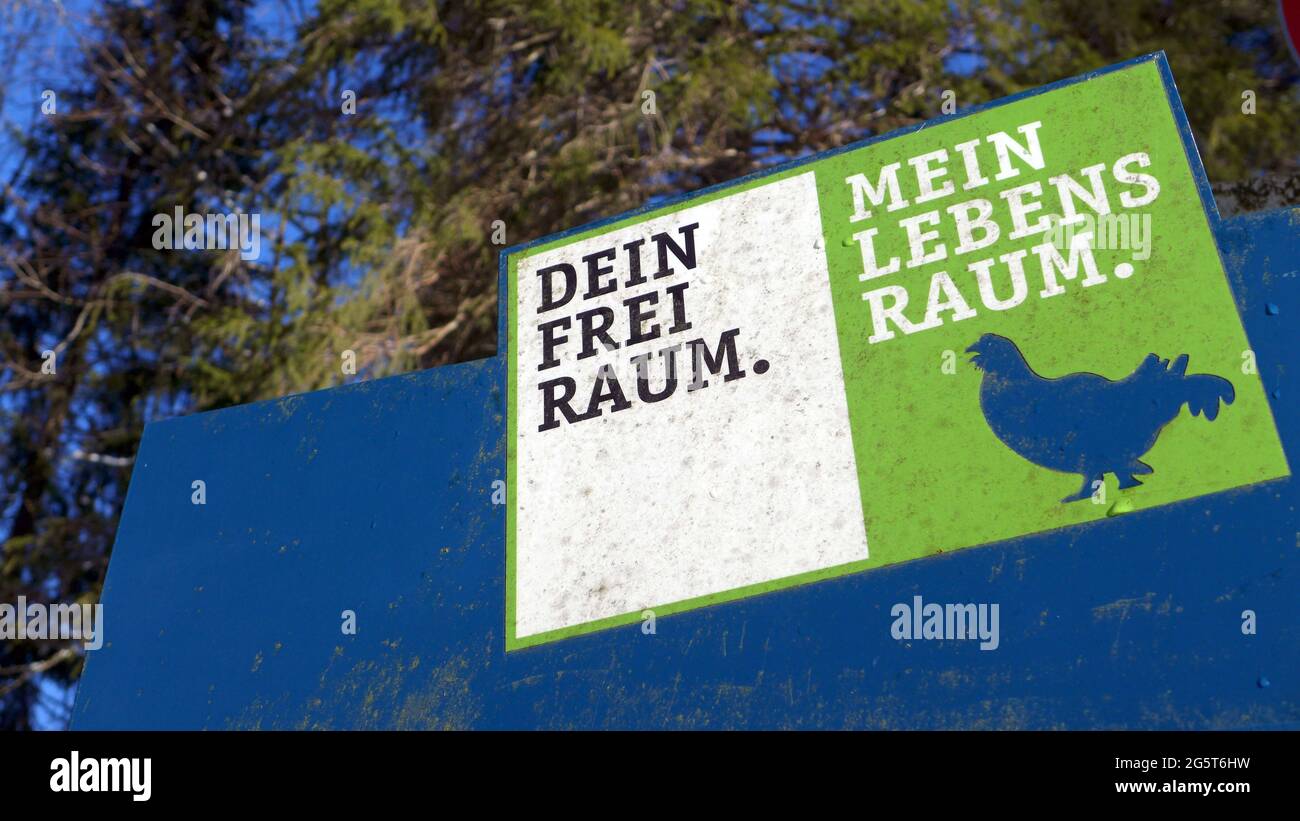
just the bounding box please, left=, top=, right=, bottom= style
left=814, top=60, right=1287, bottom=568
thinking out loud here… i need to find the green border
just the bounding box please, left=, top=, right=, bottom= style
left=506, top=251, right=518, bottom=648
left=510, top=558, right=872, bottom=651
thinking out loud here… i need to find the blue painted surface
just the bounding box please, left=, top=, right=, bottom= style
left=73, top=208, right=1297, bottom=731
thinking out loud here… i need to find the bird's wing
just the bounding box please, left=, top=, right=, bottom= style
left=981, top=370, right=1117, bottom=455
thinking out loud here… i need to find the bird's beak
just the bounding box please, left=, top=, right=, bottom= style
left=965, top=342, right=981, bottom=356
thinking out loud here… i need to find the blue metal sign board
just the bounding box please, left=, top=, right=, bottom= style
left=71, top=206, right=1296, bottom=730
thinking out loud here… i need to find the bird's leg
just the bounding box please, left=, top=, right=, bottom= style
left=1115, top=471, right=1143, bottom=489
left=1061, top=473, right=1103, bottom=503
left=1116, top=459, right=1153, bottom=488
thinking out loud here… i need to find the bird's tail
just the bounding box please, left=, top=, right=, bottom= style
left=1163, top=354, right=1235, bottom=421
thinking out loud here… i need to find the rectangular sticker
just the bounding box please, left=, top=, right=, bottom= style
left=502, top=53, right=1290, bottom=649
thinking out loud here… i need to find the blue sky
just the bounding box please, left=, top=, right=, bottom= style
left=0, top=2, right=92, bottom=184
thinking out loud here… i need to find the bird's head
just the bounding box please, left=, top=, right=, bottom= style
left=966, top=333, right=1023, bottom=374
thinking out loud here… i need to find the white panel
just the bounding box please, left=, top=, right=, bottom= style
left=515, top=172, right=866, bottom=639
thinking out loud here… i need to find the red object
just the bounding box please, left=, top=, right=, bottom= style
left=1283, top=0, right=1300, bottom=66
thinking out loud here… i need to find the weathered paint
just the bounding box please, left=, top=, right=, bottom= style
left=72, top=206, right=1297, bottom=730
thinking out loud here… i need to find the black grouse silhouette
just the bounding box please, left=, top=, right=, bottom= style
left=966, top=333, right=1235, bottom=503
